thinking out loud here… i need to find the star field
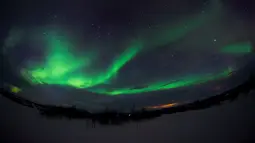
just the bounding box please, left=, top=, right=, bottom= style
left=1, top=0, right=254, bottom=110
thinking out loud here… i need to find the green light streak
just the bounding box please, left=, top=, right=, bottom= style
left=220, top=42, right=253, bottom=54
left=23, top=33, right=142, bottom=89
left=106, top=41, right=143, bottom=78
left=25, top=34, right=91, bottom=87
left=88, top=68, right=233, bottom=96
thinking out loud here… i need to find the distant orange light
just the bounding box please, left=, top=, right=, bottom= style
left=146, top=103, right=178, bottom=109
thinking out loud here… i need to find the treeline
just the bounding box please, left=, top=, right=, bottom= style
left=1, top=75, right=254, bottom=127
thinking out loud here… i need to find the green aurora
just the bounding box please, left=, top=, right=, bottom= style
left=220, top=42, right=253, bottom=54
left=20, top=31, right=242, bottom=96
left=3, top=0, right=253, bottom=96
left=88, top=67, right=234, bottom=95
left=20, top=36, right=250, bottom=96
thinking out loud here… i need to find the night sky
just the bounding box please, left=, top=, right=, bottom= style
left=1, top=0, right=255, bottom=111
left=1, top=0, right=255, bottom=142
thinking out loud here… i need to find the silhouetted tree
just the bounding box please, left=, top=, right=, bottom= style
left=1, top=74, right=254, bottom=127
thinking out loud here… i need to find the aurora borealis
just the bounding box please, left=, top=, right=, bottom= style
left=8, top=29, right=247, bottom=96
left=220, top=42, right=253, bottom=54
left=20, top=33, right=143, bottom=90
left=2, top=1, right=255, bottom=142
left=1, top=0, right=254, bottom=111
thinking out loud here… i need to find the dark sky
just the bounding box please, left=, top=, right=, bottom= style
left=1, top=0, right=255, bottom=111
left=1, top=0, right=255, bottom=142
